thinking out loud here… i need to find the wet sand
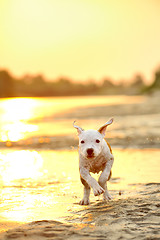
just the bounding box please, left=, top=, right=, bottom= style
left=0, top=149, right=159, bottom=240
left=0, top=184, right=160, bottom=240
left=0, top=93, right=159, bottom=149
left=0, top=93, right=160, bottom=239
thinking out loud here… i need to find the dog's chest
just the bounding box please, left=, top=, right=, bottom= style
left=87, top=156, right=107, bottom=173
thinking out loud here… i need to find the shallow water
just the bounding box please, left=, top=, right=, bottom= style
left=0, top=95, right=145, bottom=142
left=0, top=95, right=159, bottom=150
left=0, top=148, right=159, bottom=226
left=0, top=95, right=160, bottom=237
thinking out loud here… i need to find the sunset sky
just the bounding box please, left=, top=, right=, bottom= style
left=1, top=0, right=160, bottom=83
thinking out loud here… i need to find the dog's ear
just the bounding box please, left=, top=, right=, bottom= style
left=73, top=121, right=84, bottom=135
left=98, top=118, right=113, bottom=137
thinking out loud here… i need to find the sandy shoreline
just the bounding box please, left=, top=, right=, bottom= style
left=0, top=183, right=159, bottom=240
left=0, top=148, right=160, bottom=240
left=0, top=94, right=160, bottom=239
left=0, top=93, right=159, bottom=150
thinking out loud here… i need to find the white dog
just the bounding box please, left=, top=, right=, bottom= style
left=73, top=118, right=114, bottom=205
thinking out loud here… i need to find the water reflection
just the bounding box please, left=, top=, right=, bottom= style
left=1, top=188, right=57, bottom=222
left=1, top=122, right=38, bottom=142
left=0, top=98, right=39, bottom=142
left=0, top=149, right=80, bottom=223
left=0, top=151, right=43, bottom=186
left=0, top=96, right=145, bottom=142
left=0, top=149, right=159, bottom=224
left=1, top=98, right=37, bottom=122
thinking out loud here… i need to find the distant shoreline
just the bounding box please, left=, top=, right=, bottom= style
left=1, top=68, right=160, bottom=98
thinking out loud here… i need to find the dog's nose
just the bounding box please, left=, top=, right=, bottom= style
left=87, top=148, right=94, bottom=155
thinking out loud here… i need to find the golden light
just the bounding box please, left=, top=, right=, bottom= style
left=1, top=122, right=38, bottom=142
left=0, top=95, right=145, bottom=142
left=2, top=193, right=54, bottom=222
left=1, top=0, right=160, bottom=82
left=0, top=150, right=43, bottom=186
left=0, top=150, right=80, bottom=223
left=0, top=98, right=39, bottom=142
left=1, top=98, right=37, bottom=122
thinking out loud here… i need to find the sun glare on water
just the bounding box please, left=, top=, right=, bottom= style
left=0, top=98, right=39, bottom=142
left=1, top=98, right=38, bottom=121
left=0, top=150, right=43, bottom=186
left=0, top=95, right=145, bottom=142
left=0, top=150, right=79, bottom=222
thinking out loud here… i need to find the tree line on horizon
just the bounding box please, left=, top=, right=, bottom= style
left=0, top=68, right=160, bottom=98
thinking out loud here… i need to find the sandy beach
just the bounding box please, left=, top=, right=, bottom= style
left=0, top=94, right=160, bottom=239
left=0, top=181, right=159, bottom=239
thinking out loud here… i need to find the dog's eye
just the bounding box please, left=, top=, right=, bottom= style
left=81, top=140, right=85, bottom=144
left=96, top=139, right=100, bottom=143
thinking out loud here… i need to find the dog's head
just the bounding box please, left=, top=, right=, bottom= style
left=73, top=118, right=113, bottom=159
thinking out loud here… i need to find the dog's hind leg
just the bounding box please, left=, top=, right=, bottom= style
left=80, top=177, right=91, bottom=205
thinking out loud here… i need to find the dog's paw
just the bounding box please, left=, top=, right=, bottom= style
left=93, top=185, right=104, bottom=196
left=79, top=199, right=90, bottom=205
left=103, top=191, right=113, bottom=201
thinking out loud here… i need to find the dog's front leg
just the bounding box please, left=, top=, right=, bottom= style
left=98, top=158, right=114, bottom=200
left=80, top=167, right=104, bottom=198
left=80, top=177, right=91, bottom=205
